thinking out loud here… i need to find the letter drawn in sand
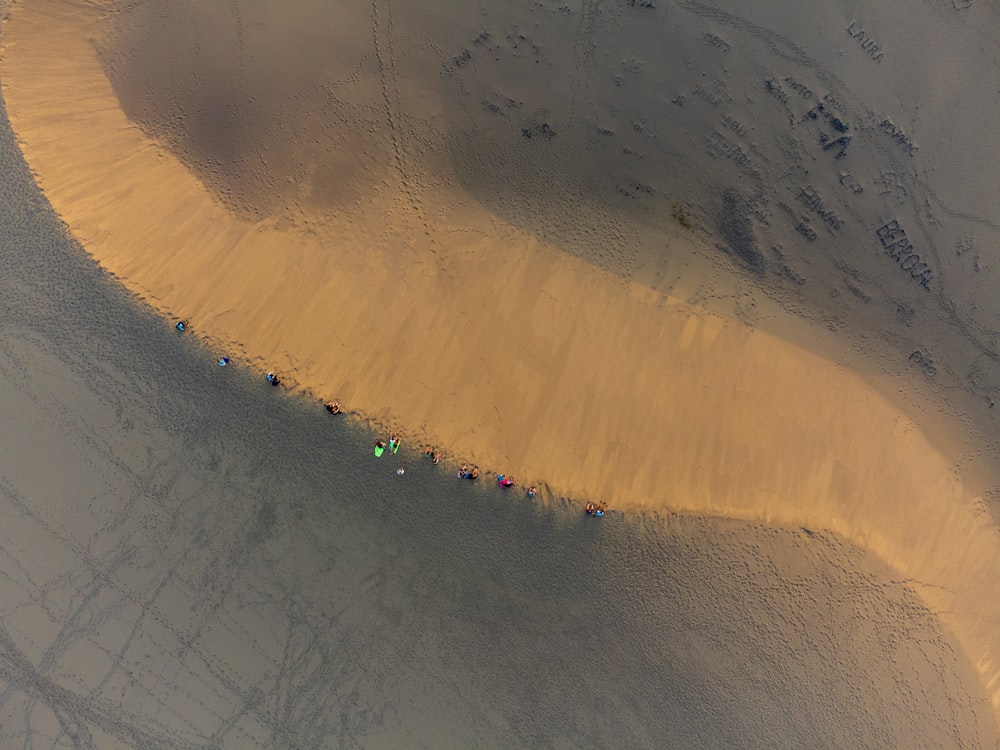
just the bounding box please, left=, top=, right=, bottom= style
left=722, top=114, right=748, bottom=137
left=705, top=131, right=760, bottom=178
left=820, top=133, right=852, bottom=159
left=879, top=118, right=918, bottom=156
left=703, top=33, right=730, bottom=52
left=875, top=220, right=934, bottom=289
left=777, top=201, right=817, bottom=241
left=764, top=78, right=790, bottom=105
left=782, top=76, right=813, bottom=99
left=909, top=350, right=938, bottom=377
left=795, top=186, right=842, bottom=231
left=846, top=21, right=885, bottom=63
left=839, top=173, right=864, bottom=194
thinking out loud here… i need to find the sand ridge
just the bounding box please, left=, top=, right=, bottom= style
left=5, top=0, right=1000, bottom=739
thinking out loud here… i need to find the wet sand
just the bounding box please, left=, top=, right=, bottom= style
left=3, top=0, right=1000, bottom=744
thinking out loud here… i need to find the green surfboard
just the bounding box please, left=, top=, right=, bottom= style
left=374, top=443, right=385, bottom=457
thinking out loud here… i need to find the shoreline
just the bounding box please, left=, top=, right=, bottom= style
left=4, top=0, right=1000, bottom=737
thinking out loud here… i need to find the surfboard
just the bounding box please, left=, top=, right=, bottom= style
left=374, top=443, right=385, bottom=457
left=392, top=440, right=400, bottom=454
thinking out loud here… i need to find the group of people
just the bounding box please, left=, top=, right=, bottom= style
left=179, top=317, right=604, bottom=516
left=493, top=476, right=538, bottom=497
left=458, top=462, right=480, bottom=480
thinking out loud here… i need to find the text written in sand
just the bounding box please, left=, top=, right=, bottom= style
left=782, top=76, right=813, bottom=99
left=879, top=118, right=918, bottom=156
left=764, top=78, right=790, bottom=105
left=798, top=100, right=852, bottom=159
left=909, top=350, right=937, bottom=377
left=777, top=201, right=818, bottom=242
left=846, top=21, right=884, bottom=63
left=703, top=33, right=730, bottom=52
left=876, top=220, right=934, bottom=289
left=705, top=131, right=760, bottom=178
left=795, top=186, right=842, bottom=231
left=722, top=114, right=748, bottom=138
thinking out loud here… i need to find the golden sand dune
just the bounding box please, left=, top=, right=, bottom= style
left=6, top=0, right=1000, bottom=738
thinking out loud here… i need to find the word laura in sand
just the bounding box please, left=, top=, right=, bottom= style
left=846, top=21, right=884, bottom=63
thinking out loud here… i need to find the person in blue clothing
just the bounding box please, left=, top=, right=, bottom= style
left=217, top=356, right=230, bottom=367
left=266, top=371, right=281, bottom=387
left=175, top=319, right=190, bottom=332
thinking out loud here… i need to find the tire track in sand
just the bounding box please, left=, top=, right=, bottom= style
left=370, top=0, right=436, bottom=252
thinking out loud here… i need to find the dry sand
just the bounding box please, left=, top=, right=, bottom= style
left=5, top=0, right=1000, bottom=740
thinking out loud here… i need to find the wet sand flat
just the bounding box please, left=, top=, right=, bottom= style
left=4, top=0, right=1000, bottom=743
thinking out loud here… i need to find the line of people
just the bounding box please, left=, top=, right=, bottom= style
left=178, top=318, right=602, bottom=516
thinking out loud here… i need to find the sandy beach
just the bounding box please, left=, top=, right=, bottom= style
left=4, top=0, right=1000, bottom=743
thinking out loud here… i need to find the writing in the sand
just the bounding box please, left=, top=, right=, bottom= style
left=722, top=114, right=747, bottom=137
left=879, top=118, right=918, bottom=156
left=819, top=133, right=851, bottom=159
left=796, top=98, right=852, bottom=159
left=847, top=21, right=884, bottom=63
left=876, top=220, right=934, bottom=289
left=823, top=91, right=847, bottom=112
left=703, top=33, right=730, bottom=52
left=693, top=83, right=725, bottom=107
left=796, top=220, right=817, bottom=241
left=764, top=78, right=790, bottom=104
left=782, top=76, right=812, bottom=99
left=777, top=201, right=817, bottom=241
left=795, top=186, right=842, bottom=231
left=840, top=173, right=864, bottom=194
left=705, top=131, right=759, bottom=178
left=909, top=349, right=937, bottom=377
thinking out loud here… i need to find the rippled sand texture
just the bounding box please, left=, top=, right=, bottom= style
left=5, top=0, right=1000, bottom=740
